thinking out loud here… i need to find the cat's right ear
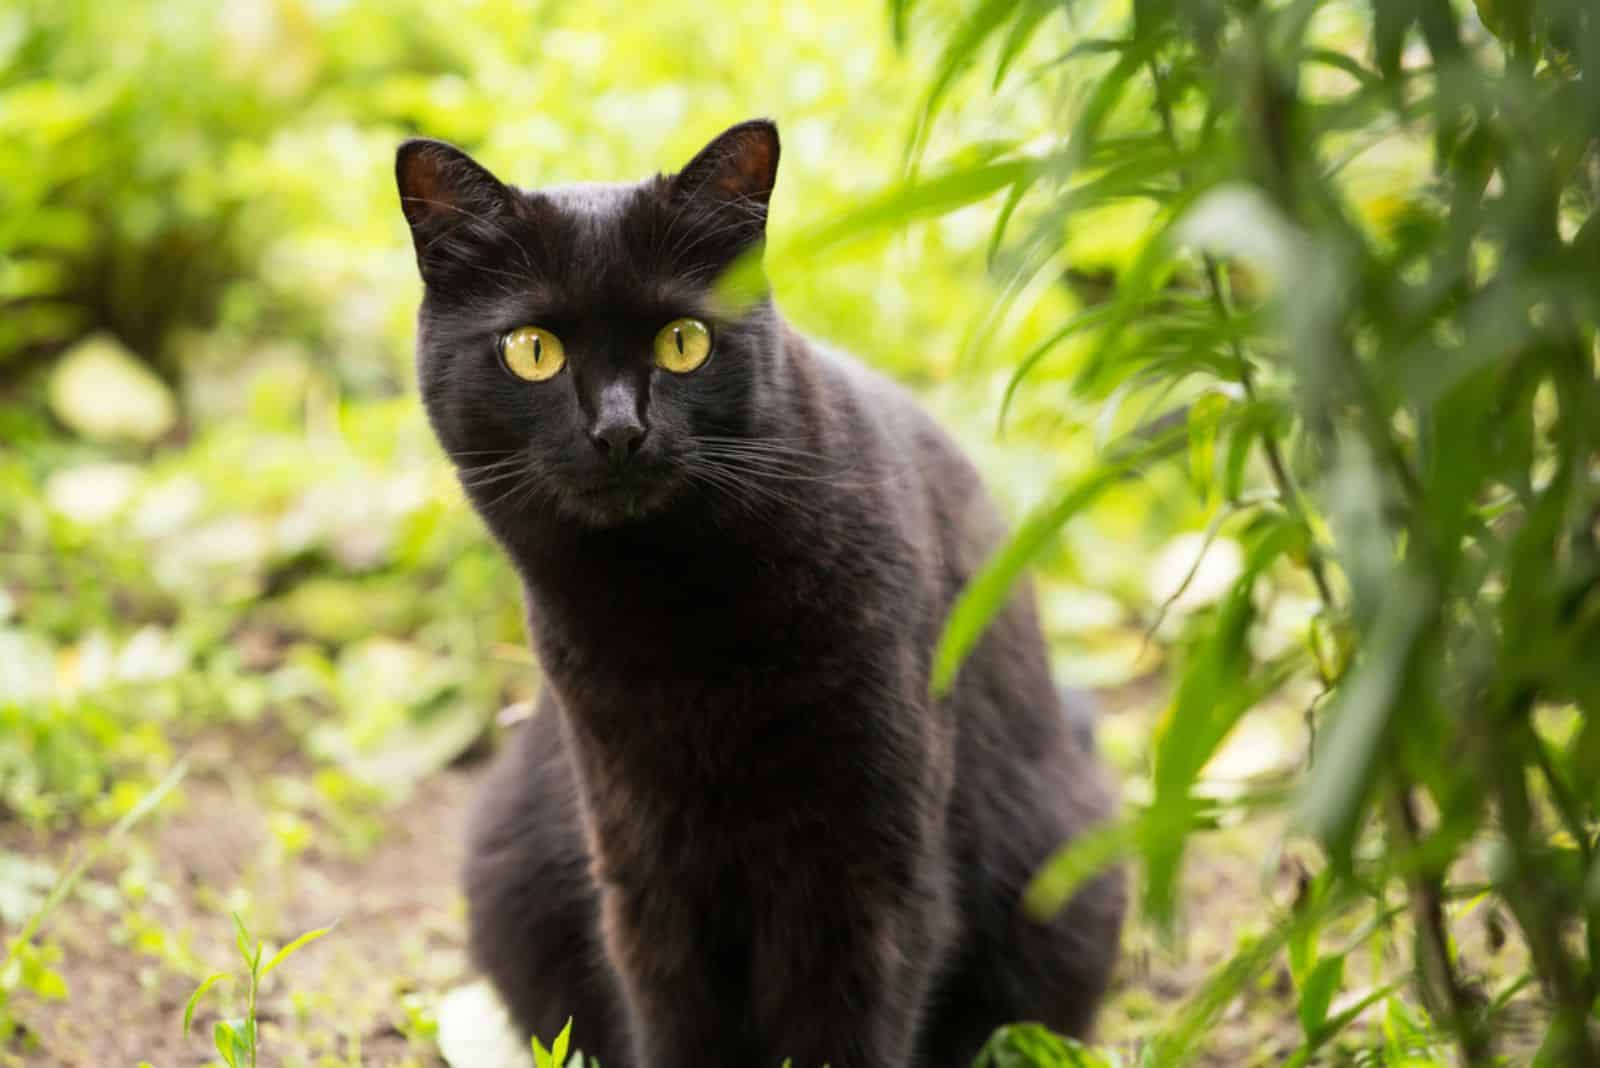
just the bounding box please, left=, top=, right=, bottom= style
left=395, top=139, right=513, bottom=283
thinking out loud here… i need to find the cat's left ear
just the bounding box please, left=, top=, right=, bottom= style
left=395, top=138, right=514, bottom=284
left=673, top=119, right=781, bottom=215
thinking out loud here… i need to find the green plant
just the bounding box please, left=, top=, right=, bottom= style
left=0, top=762, right=184, bottom=1046
left=182, top=915, right=334, bottom=1068
left=533, top=1017, right=582, bottom=1068
left=866, top=0, right=1600, bottom=1063
left=974, top=1024, right=1125, bottom=1068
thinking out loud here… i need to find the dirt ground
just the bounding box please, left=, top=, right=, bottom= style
left=6, top=708, right=1307, bottom=1068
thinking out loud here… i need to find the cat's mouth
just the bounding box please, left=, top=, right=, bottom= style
left=566, top=468, right=680, bottom=525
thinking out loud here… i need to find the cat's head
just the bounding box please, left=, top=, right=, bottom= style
left=397, top=120, right=782, bottom=528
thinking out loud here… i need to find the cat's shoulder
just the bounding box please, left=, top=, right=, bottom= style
left=795, top=329, right=971, bottom=463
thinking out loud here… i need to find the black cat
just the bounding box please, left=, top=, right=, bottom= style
left=396, top=119, right=1124, bottom=1068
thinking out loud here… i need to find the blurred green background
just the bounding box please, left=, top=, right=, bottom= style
left=0, top=0, right=1445, bottom=1064
left=2, top=0, right=1198, bottom=834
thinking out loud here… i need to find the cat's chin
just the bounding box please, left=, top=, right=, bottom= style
left=559, top=477, right=679, bottom=528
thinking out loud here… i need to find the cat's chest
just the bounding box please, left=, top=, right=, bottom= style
left=522, top=530, right=845, bottom=665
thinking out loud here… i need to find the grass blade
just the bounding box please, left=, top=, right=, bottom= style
left=262, top=923, right=337, bottom=977
left=182, top=972, right=230, bottom=1036
left=932, top=424, right=1186, bottom=694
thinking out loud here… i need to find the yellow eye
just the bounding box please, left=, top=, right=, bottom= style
left=500, top=326, right=566, bottom=382
left=653, top=318, right=712, bottom=374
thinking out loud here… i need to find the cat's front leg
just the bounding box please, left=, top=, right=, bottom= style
left=600, top=883, right=740, bottom=1068
left=745, top=859, right=955, bottom=1068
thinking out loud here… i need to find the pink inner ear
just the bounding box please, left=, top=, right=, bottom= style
left=402, top=153, right=451, bottom=216
left=718, top=139, right=775, bottom=196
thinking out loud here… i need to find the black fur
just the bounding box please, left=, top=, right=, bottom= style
left=397, top=119, right=1124, bottom=1068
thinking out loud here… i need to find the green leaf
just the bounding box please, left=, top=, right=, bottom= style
left=912, top=0, right=1028, bottom=153
left=1296, top=955, right=1344, bottom=1037
left=214, top=1020, right=241, bottom=1067
left=550, top=1017, right=573, bottom=1066
left=1295, top=577, right=1430, bottom=858
left=997, top=305, right=1123, bottom=433
left=183, top=972, right=229, bottom=1036
left=1284, top=983, right=1399, bottom=1068
left=1141, top=516, right=1301, bottom=923
left=1148, top=919, right=1300, bottom=1068
left=792, top=159, right=1037, bottom=257
left=231, top=913, right=255, bottom=971
left=976, top=1022, right=1116, bottom=1067
left=992, top=0, right=1056, bottom=90
left=933, top=453, right=1152, bottom=695
left=718, top=158, right=1038, bottom=314
left=889, top=0, right=912, bottom=48
left=1024, top=816, right=1140, bottom=920
left=261, top=923, right=336, bottom=977
left=533, top=1034, right=555, bottom=1068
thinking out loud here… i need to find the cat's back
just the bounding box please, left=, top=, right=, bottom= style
left=795, top=324, right=1106, bottom=796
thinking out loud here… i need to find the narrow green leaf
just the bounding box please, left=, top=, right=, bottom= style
left=719, top=159, right=1037, bottom=315
left=795, top=159, right=1036, bottom=256
left=1141, top=494, right=1276, bottom=646
left=912, top=0, right=1027, bottom=156
left=261, top=924, right=336, bottom=977
left=1304, top=48, right=1380, bottom=89
left=1145, top=901, right=1340, bottom=1068
left=1283, top=983, right=1399, bottom=1068
left=997, top=305, right=1122, bottom=433
left=1296, top=955, right=1345, bottom=1037
left=214, top=1020, right=240, bottom=1067
left=890, top=0, right=912, bottom=48
left=992, top=0, right=1055, bottom=90
left=984, top=173, right=1032, bottom=271
left=550, top=1017, right=573, bottom=1066
left=231, top=913, right=254, bottom=971
left=1024, top=816, right=1140, bottom=920
left=1070, top=196, right=1197, bottom=396
left=183, top=972, right=230, bottom=1036
left=1295, top=577, right=1430, bottom=857
left=932, top=456, right=1149, bottom=695
left=239, top=1016, right=256, bottom=1064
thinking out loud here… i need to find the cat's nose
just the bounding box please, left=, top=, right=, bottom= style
left=589, top=379, right=649, bottom=465
left=590, top=418, right=647, bottom=464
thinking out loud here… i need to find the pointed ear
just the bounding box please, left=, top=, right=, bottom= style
left=395, top=139, right=513, bottom=281
left=672, top=120, right=780, bottom=211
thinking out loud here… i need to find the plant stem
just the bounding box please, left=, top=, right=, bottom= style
left=1385, top=788, right=1488, bottom=1065
left=1148, top=45, right=1495, bottom=1068
left=1145, top=58, right=1335, bottom=609
left=248, top=963, right=259, bottom=1068
left=1487, top=692, right=1600, bottom=1066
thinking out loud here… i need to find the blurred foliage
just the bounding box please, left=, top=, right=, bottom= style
left=897, top=0, right=1600, bottom=1063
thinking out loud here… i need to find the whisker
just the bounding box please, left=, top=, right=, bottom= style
left=479, top=470, right=542, bottom=514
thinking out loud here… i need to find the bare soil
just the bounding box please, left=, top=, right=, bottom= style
left=8, top=754, right=477, bottom=1068
left=6, top=710, right=1306, bottom=1068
